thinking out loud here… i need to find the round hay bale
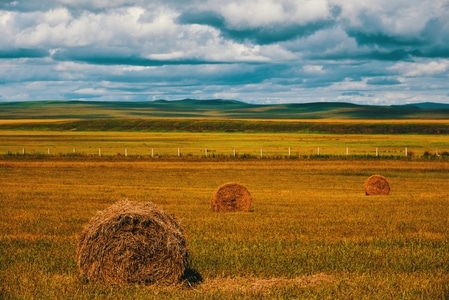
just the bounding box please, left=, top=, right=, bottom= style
left=211, top=182, right=252, bottom=212
left=364, top=175, right=390, bottom=195
left=76, top=200, right=188, bottom=285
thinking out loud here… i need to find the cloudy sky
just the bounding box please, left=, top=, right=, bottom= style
left=0, top=0, right=448, bottom=104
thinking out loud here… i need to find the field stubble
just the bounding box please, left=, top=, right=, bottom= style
left=0, top=159, right=448, bottom=299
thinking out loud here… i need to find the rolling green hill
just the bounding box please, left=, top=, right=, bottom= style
left=1, top=100, right=449, bottom=134
left=1, top=99, right=449, bottom=120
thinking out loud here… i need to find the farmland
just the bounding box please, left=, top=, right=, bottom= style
left=1, top=153, right=449, bottom=299
left=1, top=129, right=449, bottom=159
left=1, top=102, right=449, bottom=299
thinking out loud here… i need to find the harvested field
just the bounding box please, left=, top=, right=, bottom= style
left=1, top=159, right=448, bottom=299
left=199, top=273, right=335, bottom=294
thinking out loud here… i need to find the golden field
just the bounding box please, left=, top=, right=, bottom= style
left=1, top=156, right=448, bottom=299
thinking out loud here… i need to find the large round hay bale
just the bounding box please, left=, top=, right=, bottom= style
left=76, top=200, right=188, bottom=285
left=211, top=182, right=252, bottom=212
left=364, top=175, right=390, bottom=195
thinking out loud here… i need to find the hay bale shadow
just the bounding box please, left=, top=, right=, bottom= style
left=211, top=182, right=253, bottom=212
left=76, top=200, right=188, bottom=285
left=181, top=267, right=203, bottom=287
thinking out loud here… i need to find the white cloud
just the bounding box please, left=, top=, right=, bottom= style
left=291, top=0, right=330, bottom=24
left=258, top=44, right=296, bottom=60
left=327, top=77, right=368, bottom=91
left=332, top=0, right=449, bottom=38
left=213, top=91, right=240, bottom=99
left=303, top=65, right=325, bottom=74
left=216, top=0, right=330, bottom=28
left=121, top=66, right=153, bottom=72
left=7, top=5, right=180, bottom=49
left=42, top=7, right=71, bottom=26
left=390, top=60, right=449, bottom=77
left=57, top=0, right=146, bottom=10
left=219, top=0, right=285, bottom=28
left=0, top=9, right=12, bottom=27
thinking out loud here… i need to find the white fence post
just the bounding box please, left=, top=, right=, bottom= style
left=288, top=147, right=291, bottom=157
left=346, top=147, right=349, bottom=156
left=405, top=147, right=407, bottom=157
left=125, top=148, right=128, bottom=157
left=151, top=148, right=154, bottom=158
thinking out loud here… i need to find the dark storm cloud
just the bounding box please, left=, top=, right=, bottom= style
left=341, top=91, right=364, bottom=96
left=415, top=19, right=449, bottom=58
left=0, top=48, right=49, bottom=59
left=101, top=63, right=274, bottom=87
left=177, top=10, right=225, bottom=29
left=63, top=92, right=101, bottom=99
left=52, top=47, right=231, bottom=66
left=224, top=21, right=334, bottom=45
left=177, top=10, right=334, bottom=45
left=345, top=11, right=423, bottom=48
left=339, top=6, right=449, bottom=61
left=366, top=77, right=401, bottom=85
left=310, top=48, right=415, bottom=61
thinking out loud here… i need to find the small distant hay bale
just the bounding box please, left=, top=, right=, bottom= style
left=364, top=175, right=390, bottom=195
left=76, top=200, right=188, bottom=285
left=211, top=182, right=252, bottom=212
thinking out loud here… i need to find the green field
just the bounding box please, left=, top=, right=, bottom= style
left=0, top=129, right=448, bottom=159
left=0, top=130, right=449, bottom=160
left=1, top=158, right=448, bottom=299
left=1, top=99, right=449, bottom=120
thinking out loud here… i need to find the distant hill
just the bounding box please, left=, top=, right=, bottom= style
left=1, top=99, right=449, bottom=120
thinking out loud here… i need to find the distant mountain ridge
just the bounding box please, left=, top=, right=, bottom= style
left=1, top=99, right=449, bottom=120
left=403, top=102, right=449, bottom=109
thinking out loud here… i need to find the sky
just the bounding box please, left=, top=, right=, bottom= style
left=0, top=0, right=449, bottom=105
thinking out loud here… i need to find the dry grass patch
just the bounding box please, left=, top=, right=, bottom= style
left=76, top=200, right=188, bottom=285
left=200, top=273, right=335, bottom=293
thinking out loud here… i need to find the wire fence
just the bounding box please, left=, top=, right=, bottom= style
left=3, top=146, right=448, bottom=160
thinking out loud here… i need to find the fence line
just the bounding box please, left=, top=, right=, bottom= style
left=3, top=146, right=448, bottom=159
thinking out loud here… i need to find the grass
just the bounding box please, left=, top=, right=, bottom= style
left=1, top=159, right=448, bottom=299
left=1, top=118, right=449, bottom=134
left=2, top=100, right=449, bottom=120
left=1, top=130, right=449, bottom=159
